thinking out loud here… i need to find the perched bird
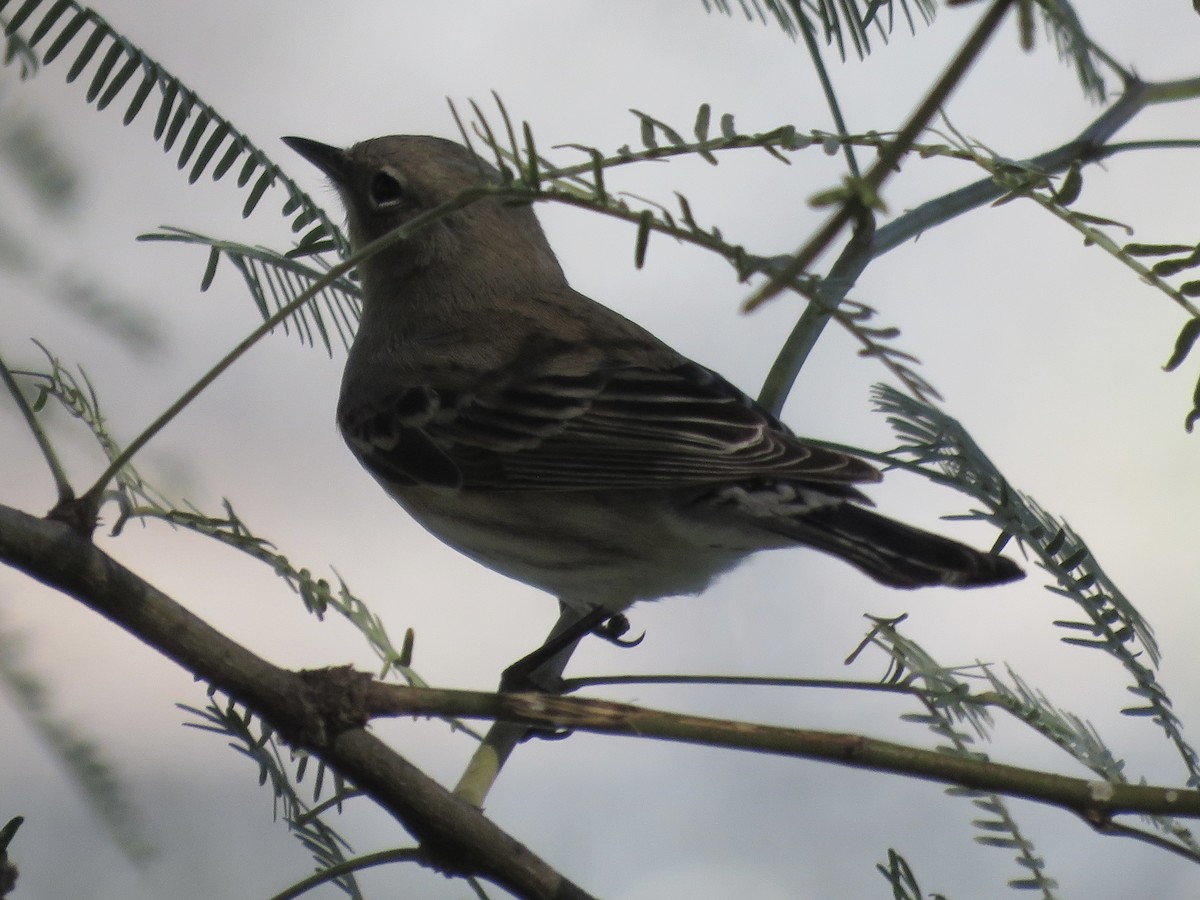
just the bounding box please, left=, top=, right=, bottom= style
left=284, top=134, right=1022, bottom=633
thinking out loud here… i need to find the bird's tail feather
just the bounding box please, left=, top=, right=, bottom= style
left=775, top=504, right=1023, bottom=589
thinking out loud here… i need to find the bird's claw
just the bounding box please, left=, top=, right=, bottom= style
left=593, top=613, right=645, bottom=648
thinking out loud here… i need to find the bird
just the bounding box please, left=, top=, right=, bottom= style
left=283, top=133, right=1023, bottom=658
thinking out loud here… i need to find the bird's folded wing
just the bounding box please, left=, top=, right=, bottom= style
left=339, top=362, right=881, bottom=491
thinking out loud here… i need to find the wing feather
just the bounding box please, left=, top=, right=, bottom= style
left=339, top=361, right=880, bottom=492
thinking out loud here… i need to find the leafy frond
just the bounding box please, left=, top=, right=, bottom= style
left=699, top=0, right=937, bottom=60
left=0, top=1, right=359, bottom=353
left=984, top=665, right=1200, bottom=855
left=828, top=297, right=940, bottom=401
left=876, top=848, right=944, bottom=900
left=181, top=696, right=363, bottom=898
left=957, top=790, right=1057, bottom=896
left=871, top=385, right=1200, bottom=788
left=138, top=227, right=362, bottom=355
left=0, top=0, right=348, bottom=249
left=866, top=620, right=1059, bottom=897
left=0, top=615, right=153, bottom=863
left=1031, top=0, right=1109, bottom=101
left=984, top=665, right=1124, bottom=781
left=13, top=340, right=172, bottom=515
left=135, top=500, right=415, bottom=682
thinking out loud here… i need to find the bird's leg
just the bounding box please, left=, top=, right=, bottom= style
left=499, top=604, right=610, bottom=694
left=454, top=602, right=634, bottom=806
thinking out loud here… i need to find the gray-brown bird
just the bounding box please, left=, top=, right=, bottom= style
left=284, top=134, right=1022, bottom=643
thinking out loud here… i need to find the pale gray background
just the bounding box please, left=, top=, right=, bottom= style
left=2, top=2, right=1199, bottom=898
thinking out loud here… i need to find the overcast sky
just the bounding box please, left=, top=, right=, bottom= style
left=3, top=3, right=1200, bottom=899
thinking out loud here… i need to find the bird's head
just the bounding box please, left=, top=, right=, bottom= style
left=283, top=134, right=565, bottom=302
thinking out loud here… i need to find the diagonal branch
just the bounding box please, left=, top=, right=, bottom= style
left=0, top=502, right=593, bottom=900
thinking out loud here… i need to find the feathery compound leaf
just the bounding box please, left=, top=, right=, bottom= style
left=181, top=698, right=363, bottom=898
left=700, top=0, right=937, bottom=60
left=142, top=499, right=432, bottom=687
left=873, top=385, right=1200, bottom=787
left=875, top=848, right=931, bottom=900
left=17, top=340, right=173, bottom=513
left=865, top=622, right=1059, bottom=894
left=1032, top=0, right=1106, bottom=102
left=138, top=227, right=361, bottom=355
left=1, top=0, right=349, bottom=261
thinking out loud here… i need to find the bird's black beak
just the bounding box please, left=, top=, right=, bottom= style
left=282, top=136, right=351, bottom=186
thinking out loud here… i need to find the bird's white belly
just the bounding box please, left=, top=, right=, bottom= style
left=389, top=484, right=763, bottom=612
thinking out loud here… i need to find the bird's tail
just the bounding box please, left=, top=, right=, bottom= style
left=777, top=504, right=1023, bottom=589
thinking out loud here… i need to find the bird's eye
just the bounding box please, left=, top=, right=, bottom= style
left=370, top=169, right=407, bottom=208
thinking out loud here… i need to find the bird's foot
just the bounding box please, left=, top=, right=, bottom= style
left=591, top=612, right=644, bottom=648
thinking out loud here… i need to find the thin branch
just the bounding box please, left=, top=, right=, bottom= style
left=1098, top=819, right=1200, bottom=866
left=564, top=672, right=920, bottom=694
left=359, top=680, right=1200, bottom=824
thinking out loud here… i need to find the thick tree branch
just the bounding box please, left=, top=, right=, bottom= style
left=0, top=503, right=593, bottom=900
